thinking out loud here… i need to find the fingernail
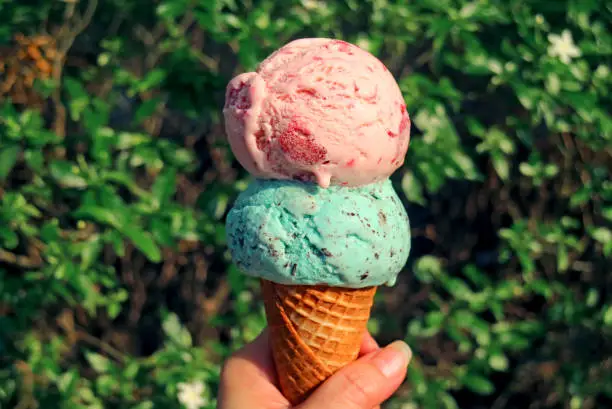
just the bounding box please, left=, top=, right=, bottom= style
left=371, top=340, right=412, bottom=378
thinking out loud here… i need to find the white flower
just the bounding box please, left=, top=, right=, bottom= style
left=548, top=30, right=581, bottom=64
left=177, top=381, right=207, bottom=409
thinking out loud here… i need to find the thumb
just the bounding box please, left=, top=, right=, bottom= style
left=298, top=340, right=412, bottom=409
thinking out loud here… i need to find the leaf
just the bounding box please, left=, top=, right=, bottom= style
left=0, top=227, right=18, bottom=249
left=441, top=392, right=459, bottom=409
left=492, top=154, right=510, bottom=181
left=85, top=351, right=110, bottom=373
left=462, top=373, right=495, bottom=395
left=414, top=256, right=443, bottom=283
left=150, top=217, right=174, bottom=247
left=528, top=279, right=553, bottom=299
left=407, top=364, right=427, bottom=388
left=117, top=132, right=151, bottom=150
left=74, top=205, right=122, bottom=227
left=162, top=311, right=181, bottom=337
left=557, top=245, right=569, bottom=272
left=156, top=1, right=188, bottom=19
left=401, top=171, right=426, bottom=205
left=134, top=98, right=161, bottom=124
left=467, top=117, right=486, bottom=137
left=64, top=77, right=90, bottom=121
left=168, top=147, right=194, bottom=168
left=50, top=160, right=88, bottom=189
left=124, top=361, right=139, bottom=379
left=107, top=303, right=121, bottom=319
left=445, top=278, right=475, bottom=300
left=227, top=264, right=246, bottom=295
left=162, top=312, right=192, bottom=347
left=367, top=318, right=380, bottom=336
left=121, top=225, right=161, bottom=262
left=57, top=370, right=78, bottom=393
left=463, top=264, right=491, bottom=287
left=95, top=374, right=115, bottom=396
left=603, top=305, right=612, bottom=326
left=40, top=220, right=60, bottom=242
left=80, top=235, right=102, bottom=270
left=24, top=150, right=44, bottom=172
left=0, top=145, right=20, bottom=180
left=561, top=216, right=580, bottom=229
left=425, top=311, right=445, bottom=332
left=78, top=386, right=97, bottom=403
left=106, top=230, right=126, bottom=257
left=603, top=207, right=612, bottom=221
left=82, top=105, right=109, bottom=131
left=210, top=192, right=229, bottom=220
left=591, top=227, right=612, bottom=244
left=452, top=151, right=480, bottom=181
left=489, top=353, right=509, bottom=371
left=136, top=69, right=167, bottom=93
left=513, top=84, right=539, bottom=110
left=152, top=168, right=177, bottom=205
left=570, top=185, right=592, bottom=208
left=131, top=146, right=163, bottom=170
left=103, top=171, right=143, bottom=196
left=586, top=288, right=599, bottom=307
left=519, top=162, right=535, bottom=177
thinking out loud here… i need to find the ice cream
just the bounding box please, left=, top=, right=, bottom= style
left=227, top=179, right=410, bottom=287
left=224, top=38, right=410, bottom=188
left=224, top=37, right=411, bottom=405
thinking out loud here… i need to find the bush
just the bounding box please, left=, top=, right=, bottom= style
left=0, top=1, right=610, bottom=408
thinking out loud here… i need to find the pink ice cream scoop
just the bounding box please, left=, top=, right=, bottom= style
left=223, top=38, right=410, bottom=188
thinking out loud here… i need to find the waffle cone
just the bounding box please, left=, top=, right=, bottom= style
left=261, top=279, right=377, bottom=405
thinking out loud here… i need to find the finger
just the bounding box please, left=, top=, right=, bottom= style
left=358, top=331, right=380, bottom=357
left=299, top=340, right=412, bottom=409
left=218, top=329, right=289, bottom=409
left=229, top=328, right=277, bottom=384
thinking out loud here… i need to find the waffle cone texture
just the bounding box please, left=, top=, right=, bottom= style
left=261, top=279, right=376, bottom=405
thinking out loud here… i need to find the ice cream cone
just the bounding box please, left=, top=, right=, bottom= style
left=261, top=279, right=377, bottom=405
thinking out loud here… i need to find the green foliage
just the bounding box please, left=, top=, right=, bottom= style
left=0, top=0, right=611, bottom=408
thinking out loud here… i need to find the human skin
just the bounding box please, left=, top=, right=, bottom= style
left=217, top=329, right=412, bottom=409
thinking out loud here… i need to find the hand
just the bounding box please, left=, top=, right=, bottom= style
left=217, top=328, right=412, bottom=409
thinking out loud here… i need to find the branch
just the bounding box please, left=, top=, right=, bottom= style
left=202, top=277, right=230, bottom=317
left=52, top=0, right=99, bottom=138
left=77, top=329, right=126, bottom=363
left=0, top=248, right=43, bottom=269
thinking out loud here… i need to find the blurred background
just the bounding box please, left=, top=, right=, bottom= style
left=0, top=0, right=611, bottom=408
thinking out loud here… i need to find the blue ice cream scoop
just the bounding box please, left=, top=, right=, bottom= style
left=226, top=178, right=410, bottom=288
